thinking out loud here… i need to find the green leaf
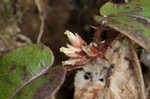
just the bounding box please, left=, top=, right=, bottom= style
left=0, top=44, right=54, bottom=99
left=13, top=66, right=66, bottom=99
left=98, top=0, right=150, bottom=51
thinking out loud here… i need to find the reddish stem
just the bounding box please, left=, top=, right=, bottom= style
left=93, top=25, right=104, bottom=43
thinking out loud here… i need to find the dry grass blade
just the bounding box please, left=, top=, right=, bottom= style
left=34, top=0, right=46, bottom=43
left=129, top=40, right=146, bottom=99
left=37, top=17, right=45, bottom=43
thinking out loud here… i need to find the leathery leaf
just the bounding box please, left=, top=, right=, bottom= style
left=97, top=0, right=150, bottom=51
left=0, top=44, right=54, bottom=99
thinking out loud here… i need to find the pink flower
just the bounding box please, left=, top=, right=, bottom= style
left=60, top=30, right=107, bottom=70
left=64, top=30, right=87, bottom=47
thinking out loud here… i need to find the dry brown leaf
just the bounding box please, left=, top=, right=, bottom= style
left=104, top=37, right=145, bottom=99
left=74, top=37, right=146, bottom=99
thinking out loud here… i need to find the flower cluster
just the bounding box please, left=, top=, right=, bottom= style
left=60, top=30, right=107, bottom=69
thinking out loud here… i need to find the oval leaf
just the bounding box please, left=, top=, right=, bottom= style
left=0, top=44, right=54, bottom=98
left=13, top=66, right=66, bottom=99
left=98, top=0, right=150, bottom=51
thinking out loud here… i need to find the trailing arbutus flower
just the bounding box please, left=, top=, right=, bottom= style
left=60, top=30, right=107, bottom=70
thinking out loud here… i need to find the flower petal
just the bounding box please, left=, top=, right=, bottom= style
left=66, top=44, right=81, bottom=52
left=62, top=56, right=89, bottom=66
left=65, top=30, right=86, bottom=47
left=60, top=47, right=81, bottom=57
left=62, top=59, right=80, bottom=66
left=75, top=33, right=87, bottom=46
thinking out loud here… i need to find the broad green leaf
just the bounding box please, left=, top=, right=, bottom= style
left=98, top=0, right=150, bottom=51
left=100, top=0, right=150, bottom=18
left=13, top=66, right=66, bottom=99
left=0, top=44, right=54, bottom=99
